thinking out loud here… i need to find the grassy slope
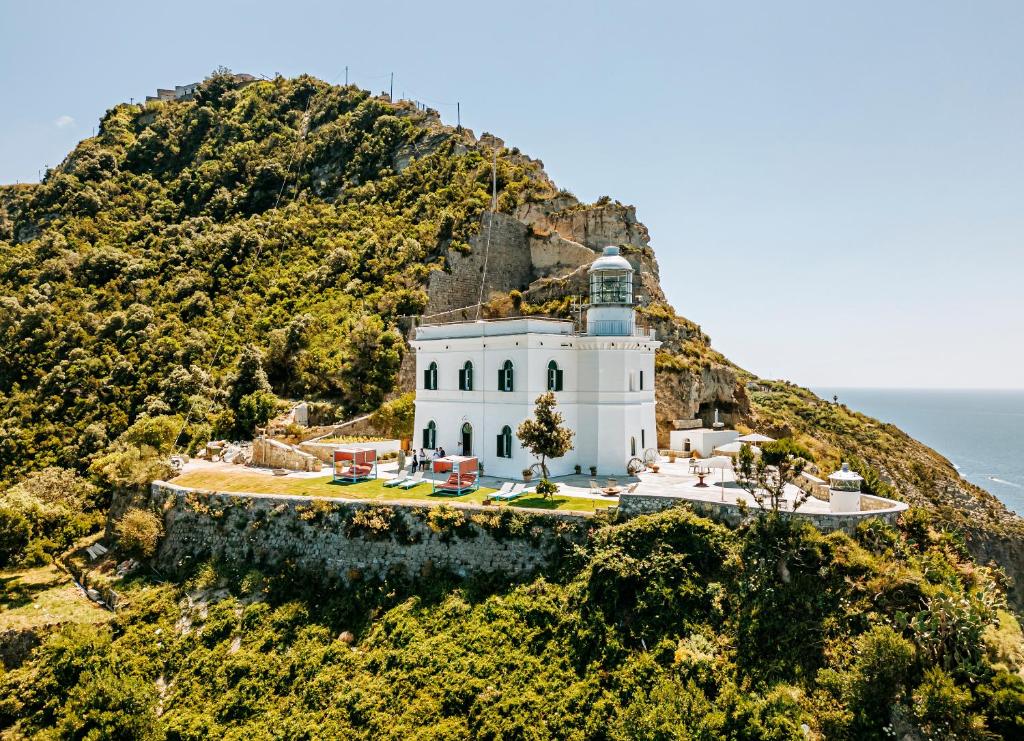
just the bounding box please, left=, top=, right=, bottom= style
left=0, top=564, right=111, bottom=633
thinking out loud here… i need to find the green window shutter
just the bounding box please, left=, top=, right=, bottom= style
left=496, top=434, right=504, bottom=457
left=422, top=428, right=429, bottom=448
left=424, top=369, right=430, bottom=388
left=556, top=369, right=564, bottom=391
left=640, top=370, right=644, bottom=390
left=498, top=367, right=505, bottom=391
left=458, top=369, right=466, bottom=390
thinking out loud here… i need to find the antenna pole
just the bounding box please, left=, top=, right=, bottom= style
left=389, top=72, right=394, bottom=100
left=345, top=66, right=348, bottom=85
left=457, top=102, right=461, bottom=130
left=491, top=148, right=497, bottom=212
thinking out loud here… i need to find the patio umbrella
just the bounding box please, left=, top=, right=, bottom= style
left=713, top=441, right=762, bottom=457
left=737, top=432, right=775, bottom=444
left=701, top=455, right=733, bottom=501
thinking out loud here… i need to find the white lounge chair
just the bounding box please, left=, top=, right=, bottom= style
left=493, top=482, right=525, bottom=501
left=398, top=471, right=424, bottom=489
left=383, top=473, right=409, bottom=488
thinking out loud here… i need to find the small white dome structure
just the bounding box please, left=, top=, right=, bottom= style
left=828, top=462, right=864, bottom=513
left=587, top=246, right=635, bottom=335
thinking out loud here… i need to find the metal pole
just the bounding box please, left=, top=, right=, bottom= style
left=389, top=72, right=393, bottom=100
left=457, top=102, right=461, bottom=129
left=345, top=66, right=348, bottom=85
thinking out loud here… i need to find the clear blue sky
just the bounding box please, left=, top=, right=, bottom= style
left=2, top=1, right=1022, bottom=389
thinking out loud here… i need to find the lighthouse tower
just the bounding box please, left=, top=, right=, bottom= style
left=586, top=246, right=636, bottom=336
left=828, top=462, right=864, bottom=513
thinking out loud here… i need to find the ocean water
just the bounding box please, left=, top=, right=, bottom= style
left=811, top=388, right=1024, bottom=516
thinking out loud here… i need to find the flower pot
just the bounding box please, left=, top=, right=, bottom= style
left=574, top=465, right=582, bottom=475
left=589, top=466, right=597, bottom=477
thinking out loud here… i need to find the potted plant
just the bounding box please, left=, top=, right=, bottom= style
left=668, top=451, right=677, bottom=463
left=589, top=465, right=598, bottom=477
left=574, top=464, right=582, bottom=475
left=522, top=467, right=534, bottom=482
left=650, top=463, right=660, bottom=473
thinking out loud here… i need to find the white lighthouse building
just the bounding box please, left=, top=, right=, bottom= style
left=411, top=246, right=661, bottom=478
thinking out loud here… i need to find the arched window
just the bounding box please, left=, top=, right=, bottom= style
left=423, top=361, right=438, bottom=390
left=683, top=438, right=691, bottom=452
left=496, top=425, right=513, bottom=458
left=547, top=360, right=563, bottom=392
left=459, top=360, right=474, bottom=391
left=498, top=359, right=514, bottom=392
left=461, top=422, right=473, bottom=456
left=422, top=420, right=437, bottom=449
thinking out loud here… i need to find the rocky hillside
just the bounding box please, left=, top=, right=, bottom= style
left=0, top=71, right=1021, bottom=603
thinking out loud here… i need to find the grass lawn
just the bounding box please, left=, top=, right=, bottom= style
left=171, top=470, right=613, bottom=514
left=0, top=564, right=112, bottom=632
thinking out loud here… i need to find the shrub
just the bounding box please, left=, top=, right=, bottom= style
left=535, top=479, right=558, bottom=499
left=0, top=507, right=31, bottom=567
left=116, top=509, right=164, bottom=558
left=912, top=667, right=982, bottom=738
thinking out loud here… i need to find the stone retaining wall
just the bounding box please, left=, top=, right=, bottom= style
left=150, top=482, right=590, bottom=584
left=617, top=493, right=907, bottom=534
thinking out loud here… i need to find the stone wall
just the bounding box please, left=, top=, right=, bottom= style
left=425, top=213, right=534, bottom=315
left=250, top=438, right=320, bottom=472
left=150, top=482, right=590, bottom=583
left=617, top=492, right=908, bottom=534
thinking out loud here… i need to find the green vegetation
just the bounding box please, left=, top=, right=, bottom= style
left=0, top=467, right=103, bottom=567
left=169, top=469, right=612, bottom=514
left=3, top=508, right=1022, bottom=738
left=517, top=392, right=575, bottom=479
left=0, top=71, right=553, bottom=484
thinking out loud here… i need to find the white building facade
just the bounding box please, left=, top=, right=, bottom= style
left=411, top=247, right=661, bottom=478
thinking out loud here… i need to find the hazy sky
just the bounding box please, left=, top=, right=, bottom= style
left=2, top=1, right=1022, bottom=389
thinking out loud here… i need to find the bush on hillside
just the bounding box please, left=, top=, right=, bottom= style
left=115, top=508, right=163, bottom=558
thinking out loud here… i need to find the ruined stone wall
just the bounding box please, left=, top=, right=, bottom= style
left=250, top=438, right=320, bottom=472
left=425, top=213, right=534, bottom=315
left=617, top=492, right=907, bottom=534
left=150, top=482, right=590, bottom=583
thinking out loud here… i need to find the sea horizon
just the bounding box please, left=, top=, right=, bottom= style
left=811, top=387, right=1024, bottom=516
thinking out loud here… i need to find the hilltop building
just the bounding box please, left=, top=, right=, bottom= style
left=411, top=246, right=660, bottom=478
left=145, top=73, right=256, bottom=103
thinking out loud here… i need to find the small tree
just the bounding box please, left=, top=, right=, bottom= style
left=735, top=441, right=808, bottom=512
left=116, top=508, right=164, bottom=559
left=517, top=392, right=574, bottom=482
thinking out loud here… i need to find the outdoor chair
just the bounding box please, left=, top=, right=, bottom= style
left=383, top=473, right=409, bottom=488
left=492, top=482, right=525, bottom=502
left=398, top=471, right=424, bottom=489
left=589, top=479, right=602, bottom=496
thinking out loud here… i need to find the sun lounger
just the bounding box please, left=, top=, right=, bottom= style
left=383, top=473, right=409, bottom=488
left=492, top=482, right=525, bottom=501
left=398, top=471, right=424, bottom=489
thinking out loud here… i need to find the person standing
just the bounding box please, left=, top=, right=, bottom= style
left=410, top=449, right=419, bottom=473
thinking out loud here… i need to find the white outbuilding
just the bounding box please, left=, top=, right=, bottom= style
left=411, top=246, right=661, bottom=478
